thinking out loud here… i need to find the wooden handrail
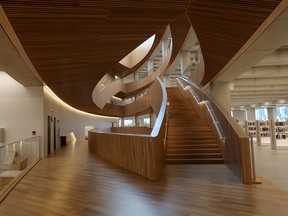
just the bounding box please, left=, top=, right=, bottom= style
left=88, top=77, right=168, bottom=181
left=177, top=77, right=252, bottom=184
left=150, top=77, right=168, bottom=137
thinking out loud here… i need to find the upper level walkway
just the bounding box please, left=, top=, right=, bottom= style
left=0, top=141, right=288, bottom=215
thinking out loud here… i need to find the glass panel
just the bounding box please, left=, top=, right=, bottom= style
left=0, top=136, right=40, bottom=191
left=123, top=117, right=135, bottom=127
left=137, top=114, right=151, bottom=127
left=276, top=106, right=288, bottom=121
left=255, top=108, right=268, bottom=121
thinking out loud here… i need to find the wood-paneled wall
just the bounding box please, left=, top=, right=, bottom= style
left=88, top=125, right=165, bottom=181
left=89, top=77, right=168, bottom=180
left=111, top=127, right=152, bottom=135
left=177, top=78, right=252, bottom=184
left=123, top=93, right=150, bottom=116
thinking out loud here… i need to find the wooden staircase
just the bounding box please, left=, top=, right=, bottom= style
left=166, top=87, right=223, bottom=164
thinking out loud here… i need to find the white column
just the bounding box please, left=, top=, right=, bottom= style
left=268, top=107, right=277, bottom=149
left=180, top=50, right=190, bottom=75
left=210, top=81, right=231, bottom=113
left=162, top=38, right=170, bottom=62
left=256, top=120, right=261, bottom=146
left=147, top=59, right=153, bottom=75
left=164, top=75, right=170, bottom=87
left=267, top=107, right=276, bottom=120
left=134, top=72, right=139, bottom=81
left=247, top=108, right=256, bottom=121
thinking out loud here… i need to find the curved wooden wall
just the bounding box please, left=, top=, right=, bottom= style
left=0, top=1, right=283, bottom=116
left=92, top=14, right=192, bottom=114
left=0, top=1, right=190, bottom=115
left=88, top=77, right=168, bottom=180
left=111, top=127, right=152, bottom=135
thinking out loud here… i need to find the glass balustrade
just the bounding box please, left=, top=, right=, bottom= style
left=0, top=136, right=40, bottom=191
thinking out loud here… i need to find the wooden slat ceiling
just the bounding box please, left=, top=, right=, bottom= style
left=0, top=0, right=283, bottom=115
left=186, top=0, right=282, bottom=87
left=0, top=0, right=190, bottom=114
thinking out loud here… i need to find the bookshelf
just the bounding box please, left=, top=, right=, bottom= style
left=259, top=121, right=270, bottom=137
left=247, top=121, right=256, bottom=137
left=275, top=121, right=286, bottom=139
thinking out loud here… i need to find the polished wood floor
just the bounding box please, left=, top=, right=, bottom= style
left=0, top=178, right=13, bottom=191
left=0, top=141, right=288, bottom=216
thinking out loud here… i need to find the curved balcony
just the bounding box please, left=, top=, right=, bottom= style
left=88, top=77, right=168, bottom=180
left=92, top=14, right=193, bottom=114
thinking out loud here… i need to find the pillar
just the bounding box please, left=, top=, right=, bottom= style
left=267, top=107, right=276, bottom=120
left=210, top=81, right=231, bottom=113
left=134, top=72, right=139, bottom=81
left=164, top=75, right=170, bottom=87
left=180, top=50, right=190, bottom=75
left=162, top=38, right=170, bottom=62
left=147, top=59, right=154, bottom=75
left=247, top=108, right=256, bottom=121
left=268, top=107, right=277, bottom=149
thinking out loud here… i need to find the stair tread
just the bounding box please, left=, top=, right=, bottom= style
left=165, top=158, right=224, bottom=164
left=167, top=154, right=222, bottom=156
left=166, top=87, right=223, bottom=165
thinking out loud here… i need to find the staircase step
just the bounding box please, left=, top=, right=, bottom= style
left=169, top=127, right=212, bottom=132
left=168, top=140, right=217, bottom=144
left=167, top=149, right=220, bottom=154
left=166, top=87, right=223, bottom=165
left=168, top=137, right=216, bottom=141
left=168, top=129, right=213, bottom=133
left=169, top=119, right=209, bottom=123
left=167, top=143, right=218, bottom=150
left=167, top=153, right=222, bottom=159
left=166, top=158, right=224, bottom=164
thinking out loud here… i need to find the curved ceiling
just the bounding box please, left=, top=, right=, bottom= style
left=0, top=0, right=190, bottom=114
left=0, top=1, right=284, bottom=115
left=186, top=0, right=282, bottom=86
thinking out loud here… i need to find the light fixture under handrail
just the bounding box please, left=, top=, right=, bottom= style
left=178, top=77, right=226, bottom=141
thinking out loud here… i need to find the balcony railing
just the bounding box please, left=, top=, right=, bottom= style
left=0, top=136, right=41, bottom=201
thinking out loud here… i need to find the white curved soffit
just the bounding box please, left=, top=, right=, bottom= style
left=119, top=34, right=156, bottom=68
left=92, top=27, right=172, bottom=109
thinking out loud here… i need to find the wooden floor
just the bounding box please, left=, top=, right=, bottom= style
left=0, top=141, right=288, bottom=216
left=0, top=178, right=13, bottom=191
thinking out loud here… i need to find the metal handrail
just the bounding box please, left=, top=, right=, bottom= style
left=163, top=101, right=170, bottom=147
left=204, top=101, right=226, bottom=140
left=249, top=135, right=262, bottom=184
left=179, top=80, right=226, bottom=141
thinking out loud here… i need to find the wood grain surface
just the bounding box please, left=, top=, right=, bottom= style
left=0, top=141, right=288, bottom=216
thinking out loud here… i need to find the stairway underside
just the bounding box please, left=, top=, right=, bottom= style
left=166, top=87, right=223, bottom=164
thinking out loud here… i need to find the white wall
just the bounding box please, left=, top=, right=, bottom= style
left=43, top=88, right=118, bottom=156
left=0, top=72, right=44, bottom=145
left=232, top=110, right=247, bottom=121
left=0, top=71, right=119, bottom=157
